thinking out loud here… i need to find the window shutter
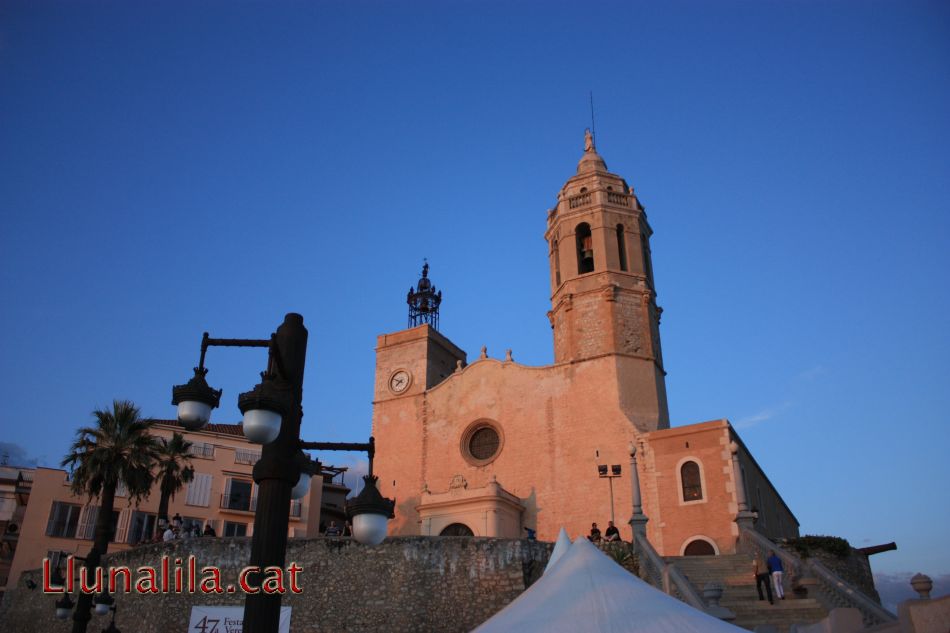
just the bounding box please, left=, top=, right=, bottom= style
left=186, top=473, right=212, bottom=507
left=223, top=477, right=231, bottom=509
left=46, top=502, right=59, bottom=536
left=78, top=505, right=99, bottom=540
left=199, top=473, right=212, bottom=507
left=185, top=477, right=198, bottom=506
left=47, top=550, right=64, bottom=570
left=115, top=509, right=131, bottom=543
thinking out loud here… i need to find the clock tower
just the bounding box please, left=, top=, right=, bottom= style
left=372, top=263, right=466, bottom=405
left=544, top=131, right=669, bottom=431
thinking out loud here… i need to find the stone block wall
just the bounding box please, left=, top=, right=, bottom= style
left=1, top=536, right=552, bottom=633
left=807, top=548, right=882, bottom=604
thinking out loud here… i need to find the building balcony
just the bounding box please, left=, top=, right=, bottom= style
left=219, top=495, right=303, bottom=520
left=220, top=494, right=255, bottom=514
left=188, top=443, right=215, bottom=459
left=234, top=449, right=261, bottom=466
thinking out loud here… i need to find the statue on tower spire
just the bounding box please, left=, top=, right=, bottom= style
left=584, top=128, right=595, bottom=152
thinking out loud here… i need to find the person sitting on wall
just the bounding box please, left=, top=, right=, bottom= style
left=588, top=522, right=602, bottom=542
left=325, top=520, right=342, bottom=537
left=203, top=523, right=216, bottom=537
left=171, top=513, right=183, bottom=529
left=162, top=526, right=176, bottom=542
left=604, top=521, right=620, bottom=542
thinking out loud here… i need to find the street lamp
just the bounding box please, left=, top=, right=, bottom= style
left=346, top=475, right=394, bottom=545
left=238, top=373, right=287, bottom=444
left=171, top=336, right=222, bottom=430
left=598, top=463, right=622, bottom=524
left=172, top=313, right=394, bottom=633
left=93, top=591, right=114, bottom=616
left=55, top=593, right=74, bottom=620
left=52, top=584, right=120, bottom=633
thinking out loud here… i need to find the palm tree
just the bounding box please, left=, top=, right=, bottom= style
left=61, top=400, right=159, bottom=633
left=154, top=432, right=195, bottom=537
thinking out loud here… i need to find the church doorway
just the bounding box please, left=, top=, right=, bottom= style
left=683, top=539, right=717, bottom=556
left=439, top=523, right=474, bottom=536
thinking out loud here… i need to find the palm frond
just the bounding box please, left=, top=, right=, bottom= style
left=62, top=399, right=158, bottom=503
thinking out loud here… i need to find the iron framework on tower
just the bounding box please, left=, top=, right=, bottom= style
left=407, top=261, right=442, bottom=330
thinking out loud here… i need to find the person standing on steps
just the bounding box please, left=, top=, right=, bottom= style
left=754, top=552, right=774, bottom=604
left=767, top=550, right=785, bottom=600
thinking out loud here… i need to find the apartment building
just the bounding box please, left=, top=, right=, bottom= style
left=0, top=463, right=34, bottom=602
left=4, top=420, right=323, bottom=592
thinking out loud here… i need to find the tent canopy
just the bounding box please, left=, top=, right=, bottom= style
left=474, top=536, right=746, bottom=633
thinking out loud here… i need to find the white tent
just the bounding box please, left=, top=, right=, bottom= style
left=544, top=527, right=572, bottom=573
left=474, top=536, right=746, bottom=633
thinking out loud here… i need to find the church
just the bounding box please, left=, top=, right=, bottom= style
left=371, top=132, right=799, bottom=557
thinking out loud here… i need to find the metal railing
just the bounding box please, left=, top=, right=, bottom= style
left=740, top=527, right=896, bottom=627
left=220, top=494, right=302, bottom=518
left=220, top=494, right=255, bottom=513
left=189, top=443, right=215, bottom=459
left=234, top=449, right=261, bottom=465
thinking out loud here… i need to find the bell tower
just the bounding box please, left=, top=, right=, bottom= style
left=544, top=130, right=670, bottom=431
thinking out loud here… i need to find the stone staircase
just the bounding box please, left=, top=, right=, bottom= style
left=664, top=554, right=830, bottom=633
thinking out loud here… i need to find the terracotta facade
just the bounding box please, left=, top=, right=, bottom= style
left=373, top=133, right=799, bottom=555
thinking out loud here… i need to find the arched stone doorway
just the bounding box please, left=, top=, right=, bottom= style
left=683, top=538, right=717, bottom=556
left=439, top=523, right=474, bottom=536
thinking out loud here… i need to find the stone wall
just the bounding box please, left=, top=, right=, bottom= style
left=809, top=549, right=882, bottom=604
left=777, top=543, right=882, bottom=603
left=1, top=536, right=552, bottom=633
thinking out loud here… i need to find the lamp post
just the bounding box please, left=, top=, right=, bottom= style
left=172, top=313, right=394, bottom=633
left=597, top=463, right=622, bottom=524
left=50, top=554, right=121, bottom=633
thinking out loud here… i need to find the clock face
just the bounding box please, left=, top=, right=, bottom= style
left=389, top=369, right=411, bottom=394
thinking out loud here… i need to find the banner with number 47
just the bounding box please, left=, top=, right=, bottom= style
left=188, top=606, right=291, bottom=633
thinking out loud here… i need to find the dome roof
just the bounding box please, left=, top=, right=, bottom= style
left=576, top=128, right=608, bottom=174
left=577, top=150, right=608, bottom=174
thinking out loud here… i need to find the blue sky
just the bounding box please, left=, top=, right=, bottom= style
left=1, top=0, right=948, bottom=591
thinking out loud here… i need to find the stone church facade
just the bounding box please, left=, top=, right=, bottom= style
left=372, top=132, right=799, bottom=556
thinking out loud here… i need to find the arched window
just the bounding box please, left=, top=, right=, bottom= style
left=576, top=223, right=594, bottom=274
left=440, top=523, right=474, bottom=536
left=552, top=238, right=561, bottom=286
left=681, top=461, right=703, bottom=501
left=616, top=224, right=628, bottom=272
